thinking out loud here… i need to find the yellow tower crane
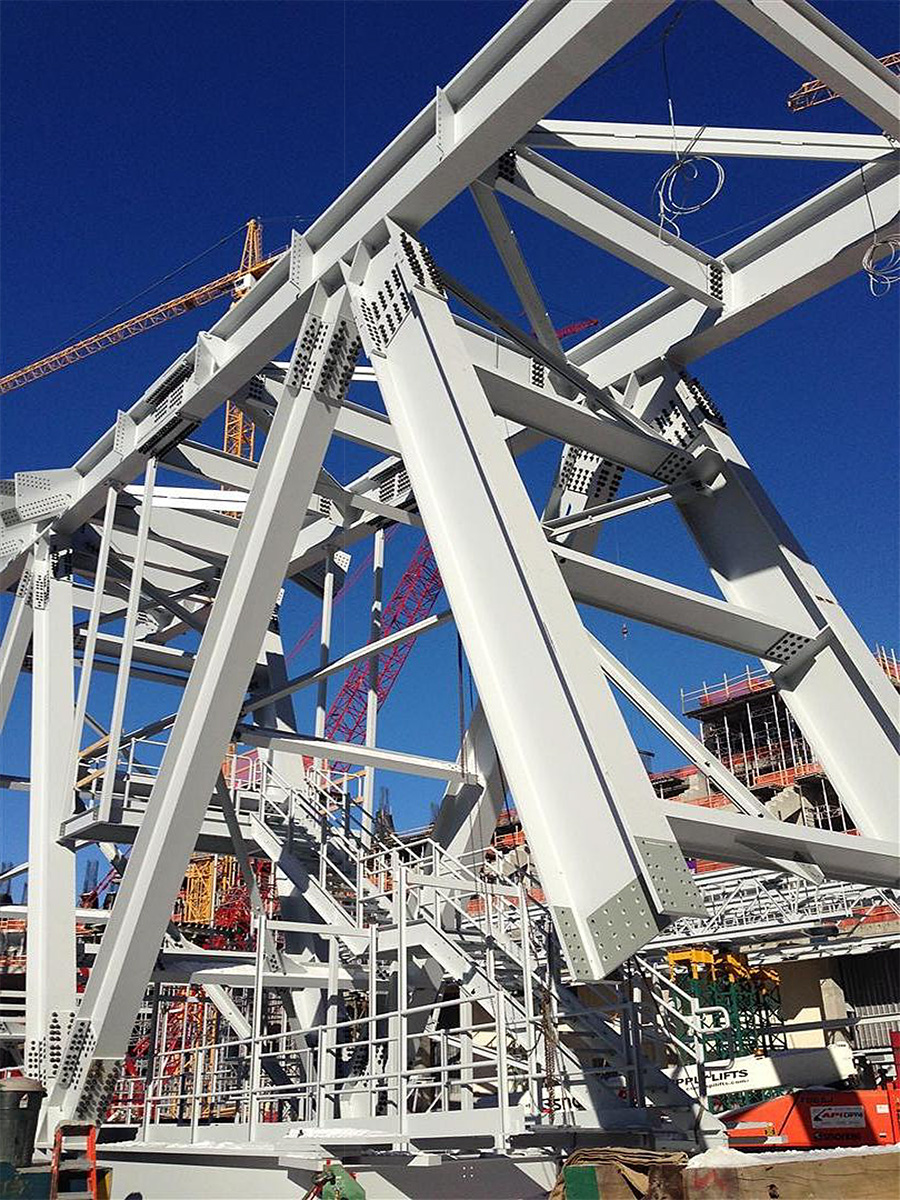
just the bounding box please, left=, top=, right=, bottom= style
left=0, top=217, right=275, bottom=467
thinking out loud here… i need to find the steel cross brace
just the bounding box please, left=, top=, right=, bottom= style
left=24, top=544, right=76, bottom=1090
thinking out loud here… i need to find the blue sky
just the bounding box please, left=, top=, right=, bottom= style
left=1, top=1, right=897, bottom=878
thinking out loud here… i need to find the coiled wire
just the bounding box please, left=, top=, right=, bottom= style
left=654, top=129, right=726, bottom=239
left=862, top=237, right=900, bottom=297
left=654, top=7, right=724, bottom=240
left=860, top=165, right=900, bottom=296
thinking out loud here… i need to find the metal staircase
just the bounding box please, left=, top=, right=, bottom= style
left=238, top=756, right=726, bottom=1147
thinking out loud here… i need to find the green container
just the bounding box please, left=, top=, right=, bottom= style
left=0, top=1077, right=45, bottom=1169
left=562, top=1164, right=603, bottom=1199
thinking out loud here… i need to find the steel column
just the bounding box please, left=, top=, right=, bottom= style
left=25, top=544, right=76, bottom=1085
left=98, top=461, right=156, bottom=822
left=347, top=227, right=703, bottom=982
left=362, top=528, right=384, bottom=845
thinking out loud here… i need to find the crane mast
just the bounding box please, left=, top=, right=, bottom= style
left=223, top=219, right=264, bottom=461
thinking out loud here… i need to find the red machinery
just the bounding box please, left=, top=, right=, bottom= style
left=723, top=1085, right=900, bottom=1151
left=324, top=536, right=443, bottom=761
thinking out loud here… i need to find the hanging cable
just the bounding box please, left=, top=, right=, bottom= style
left=45, top=219, right=254, bottom=355
left=860, top=165, right=900, bottom=296
left=653, top=8, right=724, bottom=239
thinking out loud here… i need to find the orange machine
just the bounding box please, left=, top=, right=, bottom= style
left=723, top=1085, right=900, bottom=1151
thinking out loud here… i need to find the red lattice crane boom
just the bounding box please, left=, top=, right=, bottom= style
left=324, top=537, right=443, bottom=759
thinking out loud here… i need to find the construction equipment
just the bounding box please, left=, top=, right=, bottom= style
left=222, top=219, right=264, bottom=462
left=325, top=536, right=443, bottom=759
left=723, top=1084, right=900, bottom=1150
left=49, top=1122, right=98, bottom=1200
left=0, top=223, right=279, bottom=397
left=788, top=51, right=900, bottom=111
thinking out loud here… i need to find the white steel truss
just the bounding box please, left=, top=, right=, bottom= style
left=0, top=0, right=897, bottom=1155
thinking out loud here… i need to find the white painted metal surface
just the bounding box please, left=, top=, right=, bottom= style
left=0, top=0, right=895, bottom=1164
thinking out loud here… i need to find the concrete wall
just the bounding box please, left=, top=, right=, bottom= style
left=777, top=959, right=848, bottom=1050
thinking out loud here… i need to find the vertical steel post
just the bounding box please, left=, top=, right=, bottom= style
left=323, top=936, right=339, bottom=1121
left=249, top=912, right=266, bottom=1140
left=25, top=544, right=76, bottom=1083
left=362, top=529, right=384, bottom=846
left=518, top=882, right=539, bottom=1110
left=397, top=863, right=408, bottom=1144
left=97, top=461, right=157, bottom=822
left=368, top=923, right=377, bottom=1119
left=69, top=485, right=118, bottom=790
left=315, top=548, right=335, bottom=780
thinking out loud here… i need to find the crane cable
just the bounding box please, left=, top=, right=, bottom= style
left=859, top=165, right=900, bottom=296
left=653, top=7, right=724, bottom=240
left=43, top=219, right=255, bottom=356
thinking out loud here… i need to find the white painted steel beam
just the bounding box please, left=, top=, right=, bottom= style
left=591, top=637, right=779, bottom=824
left=76, top=632, right=195, bottom=675
left=25, top=547, right=76, bottom=1083
left=97, top=460, right=157, bottom=822
left=242, top=610, right=453, bottom=718
left=717, top=0, right=900, bottom=138
left=557, top=545, right=816, bottom=662
left=470, top=180, right=561, bottom=352
left=573, top=154, right=900, bottom=387
left=239, top=727, right=472, bottom=786
left=664, top=801, right=900, bottom=890
left=544, top=484, right=677, bottom=536
left=347, top=226, right=703, bottom=983
left=589, top=635, right=823, bottom=884
left=495, top=148, right=726, bottom=306
left=525, top=120, right=895, bottom=162
left=55, top=287, right=359, bottom=1118
left=478, top=365, right=717, bottom=484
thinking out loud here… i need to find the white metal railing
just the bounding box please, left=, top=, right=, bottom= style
left=85, top=743, right=747, bottom=1137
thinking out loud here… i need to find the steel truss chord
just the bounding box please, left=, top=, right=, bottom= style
left=492, top=147, right=728, bottom=306
left=716, top=0, right=900, bottom=139
left=346, top=224, right=704, bottom=984
left=524, top=120, right=896, bottom=163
